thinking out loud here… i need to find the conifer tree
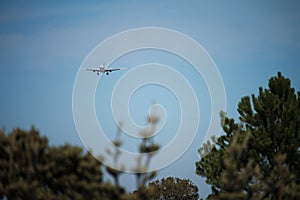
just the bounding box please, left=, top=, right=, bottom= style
left=0, top=127, right=117, bottom=199
left=196, top=72, right=300, bottom=199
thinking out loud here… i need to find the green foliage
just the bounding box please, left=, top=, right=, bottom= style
left=123, top=185, right=155, bottom=200
left=0, top=127, right=117, bottom=199
left=123, top=177, right=199, bottom=200
left=262, top=153, right=300, bottom=199
left=196, top=72, right=300, bottom=199
left=147, top=177, right=199, bottom=200
left=207, top=132, right=300, bottom=200
left=212, top=132, right=264, bottom=200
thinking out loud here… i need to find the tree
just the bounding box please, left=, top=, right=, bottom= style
left=104, top=112, right=161, bottom=200
left=146, top=177, right=199, bottom=200
left=196, top=72, right=300, bottom=199
left=0, top=127, right=117, bottom=199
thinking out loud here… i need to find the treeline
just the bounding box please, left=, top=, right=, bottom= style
left=0, top=127, right=199, bottom=200
left=0, top=119, right=199, bottom=199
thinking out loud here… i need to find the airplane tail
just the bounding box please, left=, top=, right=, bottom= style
left=99, top=63, right=105, bottom=68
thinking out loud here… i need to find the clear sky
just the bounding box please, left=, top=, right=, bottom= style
left=1, top=1, right=300, bottom=198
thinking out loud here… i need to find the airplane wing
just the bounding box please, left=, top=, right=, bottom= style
left=105, top=68, right=121, bottom=72
left=105, top=67, right=128, bottom=72
left=84, top=68, right=101, bottom=72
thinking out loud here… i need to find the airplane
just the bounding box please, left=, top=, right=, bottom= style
left=84, top=64, right=124, bottom=75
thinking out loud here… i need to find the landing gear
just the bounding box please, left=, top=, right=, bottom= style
left=97, top=72, right=99, bottom=75
left=106, top=72, right=109, bottom=75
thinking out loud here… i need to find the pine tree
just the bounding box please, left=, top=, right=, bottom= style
left=0, top=127, right=118, bottom=199
left=216, top=132, right=263, bottom=200
left=196, top=72, right=300, bottom=199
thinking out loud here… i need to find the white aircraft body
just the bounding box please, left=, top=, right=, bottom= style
left=84, top=64, right=124, bottom=75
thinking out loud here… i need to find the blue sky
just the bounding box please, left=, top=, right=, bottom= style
left=1, top=1, right=300, bottom=198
